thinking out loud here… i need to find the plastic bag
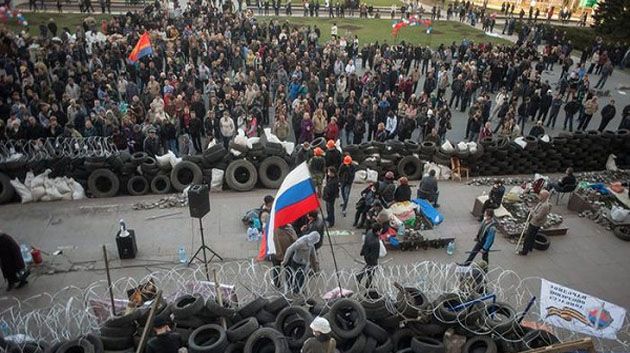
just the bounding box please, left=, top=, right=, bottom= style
left=366, top=169, right=378, bottom=183
left=514, top=137, right=527, bottom=149
left=281, top=141, right=294, bottom=156
left=379, top=240, right=387, bottom=258
left=71, top=179, right=86, bottom=200
left=10, top=179, right=33, bottom=203
left=156, top=151, right=175, bottom=168
left=233, top=130, right=248, bottom=147
left=606, top=154, right=618, bottom=171
left=540, top=135, right=550, bottom=143
left=354, top=170, right=368, bottom=183
left=611, top=206, right=630, bottom=222
left=211, top=169, right=224, bottom=192
left=456, top=141, right=468, bottom=151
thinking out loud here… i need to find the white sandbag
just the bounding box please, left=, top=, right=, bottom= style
left=456, top=141, right=468, bottom=151
left=10, top=179, right=32, bottom=203
left=247, top=137, right=260, bottom=149
left=441, top=140, right=454, bottom=153
left=207, top=139, right=217, bottom=149
left=514, top=137, right=527, bottom=149
left=170, top=154, right=182, bottom=168
left=467, top=142, right=478, bottom=149
left=366, top=169, right=378, bottom=183
left=31, top=169, right=51, bottom=188
left=156, top=151, right=174, bottom=168
left=354, top=170, right=368, bottom=183
left=423, top=162, right=441, bottom=179
left=231, top=149, right=243, bottom=157
left=540, top=135, right=550, bottom=143
left=71, top=179, right=86, bottom=200
left=606, top=154, right=618, bottom=171
left=263, top=128, right=281, bottom=143
left=211, top=169, right=224, bottom=192
left=438, top=165, right=452, bottom=180
left=233, top=130, right=248, bottom=147
left=43, top=178, right=63, bottom=201
left=30, top=186, right=46, bottom=201
left=281, top=141, right=294, bottom=156
left=24, top=171, right=35, bottom=189
left=611, top=206, right=630, bottom=222
left=54, top=177, right=72, bottom=194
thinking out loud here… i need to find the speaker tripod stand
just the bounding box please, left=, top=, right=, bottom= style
left=188, top=216, right=223, bottom=280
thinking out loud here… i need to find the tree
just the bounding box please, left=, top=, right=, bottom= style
left=591, top=0, right=630, bottom=39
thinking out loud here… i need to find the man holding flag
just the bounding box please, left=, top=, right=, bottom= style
left=128, top=32, right=153, bottom=63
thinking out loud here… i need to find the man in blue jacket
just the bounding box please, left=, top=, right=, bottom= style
left=461, top=209, right=496, bottom=266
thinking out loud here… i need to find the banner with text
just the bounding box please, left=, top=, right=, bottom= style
left=540, top=279, right=626, bottom=339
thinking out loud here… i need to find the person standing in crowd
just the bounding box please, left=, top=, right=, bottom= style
left=324, top=140, right=341, bottom=169
left=143, top=128, right=161, bottom=157
left=282, top=231, right=320, bottom=293
left=220, top=111, right=235, bottom=149
left=338, top=156, right=355, bottom=217
left=322, top=167, right=339, bottom=227
left=146, top=317, right=183, bottom=353
left=461, top=209, right=496, bottom=266
left=271, top=224, right=298, bottom=288
left=598, top=99, right=616, bottom=131
left=578, top=95, right=598, bottom=131
left=0, top=233, right=28, bottom=292
left=519, top=190, right=551, bottom=256
left=309, top=147, right=326, bottom=198
left=302, top=317, right=335, bottom=353
left=563, top=97, right=580, bottom=132
left=356, top=223, right=381, bottom=288
left=354, top=183, right=377, bottom=228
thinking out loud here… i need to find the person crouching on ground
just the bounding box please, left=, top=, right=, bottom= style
left=282, top=231, right=320, bottom=293
left=302, top=317, right=335, bottom=353
left=146, top=316, right=183, bottom=353
left=417, top=169, right=440, bottom=207
left=323, top=167, right=339, bottom=227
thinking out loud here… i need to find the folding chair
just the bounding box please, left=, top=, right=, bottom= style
left=450, top=156, right=470, bottom=182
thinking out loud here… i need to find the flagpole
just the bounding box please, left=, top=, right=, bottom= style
left=317, top=204, right=343, bottom=295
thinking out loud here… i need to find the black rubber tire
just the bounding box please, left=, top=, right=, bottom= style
left=533, top=233, right=551, bottom=251
left=44, top=341, right=64, bottom=353
left=131, top=152, right=148, bottom=165
left=170, top=161, right=203, bottom=192
left=141, top=158, right=160, bottom=174
left=226, top=159, right=258, bottom=192
left=225, top=342, right=245, bottom=353
left=522, top=329, right=560, bottom=349
left=363, top=321, right=388, bottom=342
left=0, top=172, right=15, bottom=204
left=204, top=145, right=228, bottom=163
left=328, top=299, right=367, bottom=339
left=275, top=306, right=313, bottom=348
left=396, top=287, right=430, bottom=318
left=392, top=329, right=415, bottom=351
left=264, top=297, right=290, bottom=314
left=127, top=175, right=149, bottom=196
left=433, top=293, right=468, bottom=324
left=228, top=317, right=260, bottom=342
left=374, top=338, right=393, bottom=353
left=239, top=297, right=269, bottom=317
left=149, top=174, right=172, bottom=194
left=82, top=334, right=104, bottom=353
left=410, top=336, right=444, bottom=353
left=206, top=299, right=237, bottom=318
left=311, top=137, right=326, bottom=149
left=172, top=294, right=205, bottom=319
left=87, top=169, right=120, bottom=198
left=97, top=336, right=134, bottom=351
left=484, top=302, right=517, bottom=335
left=258, top=156, right=289, bottom=189
left=397, top=156, right=423, bottom=180
left=243, top=328, right=289, bottom=353
left=462, top=336, right=497, bottom=353
left=56, top=339, right=97, bottom=353
left=188, top=324, right=229, bottom=353
left=256, top=310, right=277, bottom=324
left=103, top=310, right=142, bottom=328
left=613, top=226, right=630, bottom=241
left=99, top=325, right=136, bottom=337
left=175, top=316, right=207, bottom=329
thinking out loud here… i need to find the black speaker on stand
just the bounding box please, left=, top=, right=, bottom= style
left=187, top=184, right=223, bottom=280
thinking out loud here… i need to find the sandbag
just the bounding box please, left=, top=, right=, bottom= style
left=611, top=206, right=630, bottom=222
left=438, top=165, right=452, bottom=180
left=423, top=162, right=441, bottom=179
left=540, top=135, right=550, bottom=143
left=41, top=178, right=63, bottom=201
left=233, top=130, right=248, bottom=148
left=10, top=178, right=33, bottom=203
left=281, top=141, right=294, bottom=155
left=24, top=171, right=35, bottom=189
left=157, top=151, right=176, bottom=168
left=211, top=169, right=224, bottom=192
left=70, top=179, right=86, bottom=200
left=30, top=186, right=46, bottom=201
left=456, top=141, right=468, bottom=151
left=606, top=154, right=618, bottom=171
left=247, top=137, right=260, bottom=149
left=354, top=170, right=367, bottom=183
left=441, top=140, right=454, bottom=153
left=514, top=137, right=527, bottom=149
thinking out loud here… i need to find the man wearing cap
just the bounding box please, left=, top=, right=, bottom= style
left=146, top=316, right=183, bottom=353
left=302, top=317, right=335, bottom=353
left=324, top=140, right=341, bottom=169
left=309, top=147, right=326, bottom=198
left=338, top=155, right=356, bottom=217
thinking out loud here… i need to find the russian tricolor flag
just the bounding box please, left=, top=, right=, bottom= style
left=257, top=162, right=320, bottom=260
left=128, top=32, right=153, bottom=63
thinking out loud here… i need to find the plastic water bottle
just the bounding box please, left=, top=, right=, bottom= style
left=0, top=321, right=9, bottom=336
left=20, top=244, right=33, bottom=264
left=119, top=219, right=129, bottom=237
left=446, top=241, right=455, bottom=256
left=178, top=247, right=188, bottom=263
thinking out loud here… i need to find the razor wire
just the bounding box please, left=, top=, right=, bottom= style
left=0, top=137, right=119, bottom=165
left=0, top=261, right=628, bottom=352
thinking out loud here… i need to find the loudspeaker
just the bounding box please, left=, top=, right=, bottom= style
left=116, top=229, right=137, bottom=259
left=188, top=184, right=210, bottom=218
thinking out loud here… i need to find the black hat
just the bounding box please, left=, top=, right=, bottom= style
left=154, top=316, right=169, bottom=328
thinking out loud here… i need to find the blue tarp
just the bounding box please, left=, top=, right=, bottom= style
left=412, top=198, right=444, bottom=225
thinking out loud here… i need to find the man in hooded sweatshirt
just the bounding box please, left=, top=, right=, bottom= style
left=282, top=231, right=321, bottom=293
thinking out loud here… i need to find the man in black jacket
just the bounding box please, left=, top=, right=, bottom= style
left=479, top=179, right=505, bottom=221
left=324, top=140, right=342, bottom=169
left=563, top=98, right=580, bottom=132
left=417, top=169, right=439, bottom=207
left=357, top=223, right=381, bottom=288
left=143, top=128, right=161, bottom=157
left=338, top=155, right=356, bottom=216
left=597, top=99, right=616, bottom=132
left=322, top=167, right=339, bottom=227
left=146, top=317, right=183, bottom=353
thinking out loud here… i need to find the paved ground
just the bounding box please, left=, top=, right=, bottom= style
left=1, top=178, right=629, bottom=311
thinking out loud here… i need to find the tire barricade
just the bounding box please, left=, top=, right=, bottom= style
left=1, top=131, right=629, bottom=204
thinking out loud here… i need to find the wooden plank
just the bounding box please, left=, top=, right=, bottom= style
left=135, top=291, right=163, bottom=353
left=518, top=338, right=596, bottom=353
